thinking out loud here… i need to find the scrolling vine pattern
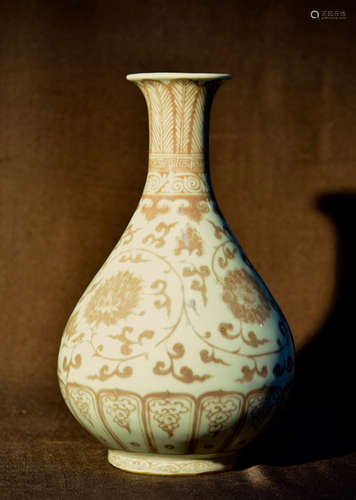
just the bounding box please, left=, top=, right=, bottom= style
left=58, top=208, right=294, bottom=388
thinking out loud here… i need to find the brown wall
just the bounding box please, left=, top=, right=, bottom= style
left=1, top=0, right=355, bottom=402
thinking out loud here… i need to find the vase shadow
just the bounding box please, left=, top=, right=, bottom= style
left=233, top=191, right=356, bottom=469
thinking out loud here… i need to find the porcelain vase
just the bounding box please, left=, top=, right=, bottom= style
left=57, top=72, right=295, bottom=475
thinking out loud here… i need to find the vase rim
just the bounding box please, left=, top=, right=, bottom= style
left=126, top=72, right=231, bottom=82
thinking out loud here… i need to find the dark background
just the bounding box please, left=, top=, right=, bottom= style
left=1, top=1, right=356, bottom=498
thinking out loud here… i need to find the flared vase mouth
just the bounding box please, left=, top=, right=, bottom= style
left=126, top=72, right=231, bottom=82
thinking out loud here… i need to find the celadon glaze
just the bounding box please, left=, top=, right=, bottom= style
left=57, top=72, right=295, bottom=475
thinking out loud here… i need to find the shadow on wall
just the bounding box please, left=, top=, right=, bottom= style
left=241, top=191, right=356, bottom=467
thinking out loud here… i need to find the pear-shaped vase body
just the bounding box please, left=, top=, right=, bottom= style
left=58, top=72, right=295, bottom=475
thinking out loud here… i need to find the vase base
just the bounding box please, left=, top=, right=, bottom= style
left=108, top=449, right=237, bottom=476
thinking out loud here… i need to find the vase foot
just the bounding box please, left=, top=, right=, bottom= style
left=108, top=449, right=237, bottom=476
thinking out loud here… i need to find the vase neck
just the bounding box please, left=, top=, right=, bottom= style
left=128, top=74, right=230, bottom=197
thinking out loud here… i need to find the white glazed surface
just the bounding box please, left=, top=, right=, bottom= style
left=58, top=73, right=295, bottom=473
left=126, top=72, right=231, bottom=81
